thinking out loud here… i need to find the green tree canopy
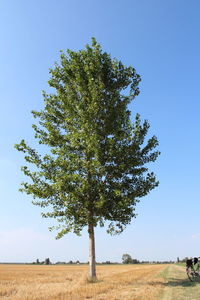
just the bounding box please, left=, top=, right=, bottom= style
left=122, top=253, right=133, bottom=264
left=15, top=38, right=160, bottom=279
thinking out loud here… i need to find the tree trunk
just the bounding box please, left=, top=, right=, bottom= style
left=88, top=223, right=96, bottom=280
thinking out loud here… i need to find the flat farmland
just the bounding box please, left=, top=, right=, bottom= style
left=0, top=264, right=198, bottom=300
left=0, top=264, right=166, bottom=300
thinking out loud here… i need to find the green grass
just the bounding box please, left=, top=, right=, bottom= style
left=176, top=262, right=187, bottom=267
left=157, top=264, right=200, bottom=300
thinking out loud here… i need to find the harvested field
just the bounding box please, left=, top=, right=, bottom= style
left=0, top=264, right=168, bottom=300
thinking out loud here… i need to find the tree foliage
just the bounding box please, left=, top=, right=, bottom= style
left=45, top=258, right=51, bottom=265
left=122, top=253, right=138, bottom=264
left=15, top=38, right=160, bottom=240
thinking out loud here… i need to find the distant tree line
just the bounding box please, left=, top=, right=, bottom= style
left=122, top=254, right=139, bottom=264
left=177, top=257, right=190, bottom=263
left=30, top=256, right=175, bottom=265
left=33, top=258, right=51, bottom=265
left=121, top=254, right=175, bottom=264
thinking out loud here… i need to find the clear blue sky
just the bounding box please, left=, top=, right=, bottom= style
left=0, top=0, right=200, bottom=263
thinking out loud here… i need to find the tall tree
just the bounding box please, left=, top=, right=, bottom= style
left=15, top=38, right=160, bottom=280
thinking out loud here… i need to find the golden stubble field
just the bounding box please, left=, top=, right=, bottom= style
left=0, top=264, right=169, bottom=300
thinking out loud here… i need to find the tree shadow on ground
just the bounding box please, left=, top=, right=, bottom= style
left=164, top=277, right=200, bottom=287
left=148, top=278, right=200, bottom=288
